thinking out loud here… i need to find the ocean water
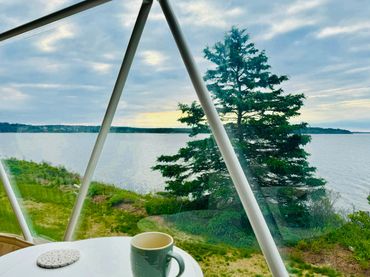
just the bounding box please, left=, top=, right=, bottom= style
left=306, top=134, right=370, bottom=211
left=0, top=133, right=369, bottom=211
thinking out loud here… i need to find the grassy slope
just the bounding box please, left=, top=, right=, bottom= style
left=1, top=159, right=368, bottom=276
left=0, top=159, right=146, bottom=240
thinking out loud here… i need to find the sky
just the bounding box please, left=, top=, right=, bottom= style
left=0, top=0, right=369, bottom=131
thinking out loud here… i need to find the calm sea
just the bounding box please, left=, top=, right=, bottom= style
left=0, top=133, right=369, bottom=211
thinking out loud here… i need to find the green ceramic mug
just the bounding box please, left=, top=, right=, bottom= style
left=130, top=232, right=185, bottom=277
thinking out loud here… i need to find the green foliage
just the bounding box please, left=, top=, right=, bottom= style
left=164, top=210, right=258, bottom=249
left=145, top=195, right=208, bottom=216
left=106, top=193, right=137, bottom=207
left=305, top=191, right=344, bottom=229
left=154, top=26, right=327, bottom=228
left=333, top=211, right=370, bottom=266
left=145, top=197, right=183, bottom=215
left=297, top=210, right=370, bottom=269
left=89, top=182, right=138, bottom=199
left=88, top=183, right=108, bottom=197
left=89, top=182, right=141, bottom=208
left=107, top=194, right=127, bottom=207
left=176, top=241, right=229, bottom=262
left=4, top=158, right=80, bottom=187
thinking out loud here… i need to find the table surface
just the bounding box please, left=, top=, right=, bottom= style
left=0, top=236, right=203, bottom=277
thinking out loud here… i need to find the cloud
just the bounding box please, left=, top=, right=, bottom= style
left=297, top=81, right=370, bottom=126
left=343, top=65, right=370, bottom=74
left=91, top=62, right=113, bottom=74
left=9, top=83, right=103, bottom=91
left=0, top=14, right=24, bottom=30
left=0, top=88, right=30, bottom=110
left=118, top=0, right=243, bottom=29
left=176, top=1, right=243, bottom=28
left=257, top=0, right=327, bottom=40
left=316, top=62, right=355, bottom=74
left=349, top=43, right=370, bottom=52
left=299, top=98, right=370, bottom=125
left=123, top=110, right=184, bottom=128
left=19, top=57, right=66, bottom=74
left=117, top=1, right=164, bottom=29
left=261, top=18, right=317, bottom=40
left=1, top=0, right=370, bottom=130
left=287, top=0, right=326, bottom=14
left=305, top=86, right=370, bottom=100
left=148, top=10, right=165, bottom=22
left=102, top=52, right=121, bottom=61
left=0, top=0, right=72, bottom=30
left=42, top=0, right=71, bottom=12
left=119, top=3, right=140, bottom=28
left=316, top=21, right=370, bottom=38
left=140, top=50, right=168, bottom=66
left=340, top=99, right=370, bottom=109
left=36, top=24, right=76, bottom=52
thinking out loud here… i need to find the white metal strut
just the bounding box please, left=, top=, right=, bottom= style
left=0, top=1, right=288, bottom=275
left=158, top=1, right=288, bottom=275
left=0, top=160, right=33, bottom=243
left=64, top=0, right=154, bottom=241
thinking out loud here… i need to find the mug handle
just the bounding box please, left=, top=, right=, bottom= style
left=167, top=251, right=185, bottom=276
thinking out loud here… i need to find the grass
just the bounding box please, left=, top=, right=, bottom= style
left=287, top=253, right=342, bottom=277
left=162, top=210, right=259, bottom=249
left=138, top=215, right=268, bottom=276
left=138, top=214, right=351, bottom=276
left=0, top=158, right=147, bottom=240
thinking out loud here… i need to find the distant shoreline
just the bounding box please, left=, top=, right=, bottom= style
left=0, top=123, right=193, bottom=134
left=0, top=122, right=359, bottom=134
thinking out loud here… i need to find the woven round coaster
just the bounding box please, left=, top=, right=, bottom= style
left=36, top=249, right=80, bottom=269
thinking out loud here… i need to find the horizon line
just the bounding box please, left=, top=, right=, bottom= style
left=1, top=121, right=370, bottom=133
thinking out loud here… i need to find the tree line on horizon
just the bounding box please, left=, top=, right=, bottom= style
left=0, top=122, right=353, bottom=134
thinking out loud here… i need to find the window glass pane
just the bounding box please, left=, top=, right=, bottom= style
left=0, top=178, right=23, bottom=235
left=169, top=1, right=370, bottom=276
left=1, top=1, right=369, bottom=276
left=0, top=0, right=121, bottom=241
left=0, top=0, right=82, bottom=33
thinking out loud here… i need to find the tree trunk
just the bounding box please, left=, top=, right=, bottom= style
left=237, top=110, right=243, bottom=143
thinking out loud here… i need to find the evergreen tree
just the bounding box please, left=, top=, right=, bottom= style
left=154, top=27, right=326, bottom=227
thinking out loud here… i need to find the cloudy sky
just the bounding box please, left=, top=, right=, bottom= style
left=0, top=0, right=369, bottom=131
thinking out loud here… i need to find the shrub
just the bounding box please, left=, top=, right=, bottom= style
left=301, top=210, right=370, bottom=268
left=145, top=197, right=183, bottom=215
left=107, top=192, right=136, bottom=207
left=337, top=211, right=370, bottom=265
left=307, top=191, right=344, bottom=229
left=88, top=183, right=107, bottom=197
left=108, top=194, right=126, bottom=207
left=145, top=195, right=209, bottom=216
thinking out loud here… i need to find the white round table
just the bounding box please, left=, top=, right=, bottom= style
left=0, top=237, right=203, bottom=277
